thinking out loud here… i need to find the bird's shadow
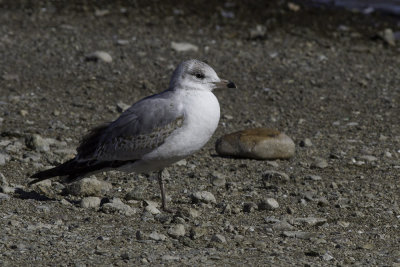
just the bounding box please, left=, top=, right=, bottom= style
left=14, top=187, right=54, bottom=201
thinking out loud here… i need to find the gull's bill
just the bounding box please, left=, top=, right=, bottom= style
left=213, top=79, right=236, bottom=89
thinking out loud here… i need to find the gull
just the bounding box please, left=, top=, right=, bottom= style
left=30, top=59, right=236, bottom=210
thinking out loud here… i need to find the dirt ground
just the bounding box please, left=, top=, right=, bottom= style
left=0, top=1, right=400, bottom=266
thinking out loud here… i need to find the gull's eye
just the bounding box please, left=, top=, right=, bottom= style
left=195, top=73, right=205, bottom=79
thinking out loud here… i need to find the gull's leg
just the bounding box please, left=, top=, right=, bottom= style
left=158, top=169, right=167, bottom=210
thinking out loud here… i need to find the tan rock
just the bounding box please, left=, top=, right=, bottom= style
left=215, top=128, right=295, bottom=160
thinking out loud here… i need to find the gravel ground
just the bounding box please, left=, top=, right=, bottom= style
left=1, top=1, right=400, bottom=266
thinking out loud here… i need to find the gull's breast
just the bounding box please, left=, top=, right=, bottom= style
left=142, top=90, right=220, bottom=163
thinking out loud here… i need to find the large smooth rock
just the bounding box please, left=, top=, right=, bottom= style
left=216, top=128, right=295, bottom=160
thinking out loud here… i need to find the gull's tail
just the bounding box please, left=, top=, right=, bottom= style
left=29, top=158, right=136, bottom=185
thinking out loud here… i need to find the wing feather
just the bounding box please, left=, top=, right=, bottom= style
left=77, top=90, right=184, bottom=161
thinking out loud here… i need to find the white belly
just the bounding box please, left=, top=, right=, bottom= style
left=122, top=90, right=220, bottom=173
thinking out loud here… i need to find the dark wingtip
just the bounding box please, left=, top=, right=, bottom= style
left=227, top=81, right=236, bottom=88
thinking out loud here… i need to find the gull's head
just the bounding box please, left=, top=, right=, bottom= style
left=169, top=59, right=236, bottom=91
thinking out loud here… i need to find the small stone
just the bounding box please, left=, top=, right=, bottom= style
left=192, top=191, right=216, bottom=204
left=188, top=208, right=201, bottom=218
left=322, top=252, right=334, bottom=261
left=258, top=198, right=279, bottom=210
left=67, top=178, right=112, bottom=197
left=0, top=185, right=15, bottom=194
left=263, top=170, right=290, bottom=183
left=20, top=109, right=28, bottom=116
left=145, top=204, right=161, bottom=215
left=271, top=221, right=295, bottom=231
left=243, top=202, right=257, bottom=213
left=136, top=230, right=146, bottom=240
left=282, top=231, right=316, bottom=240
left=287, top=2, right=301, bottom=11
left=216, top=128, right=295, bottom=160
left=311, top=157, right=328, bottom=169
left=190, top=227, right=207, bottom=240
left=0, top=153, right=10, bottom=165
left=149, top=232, right=167, bottom=241
left=249, top=25, right=267, bottom=39
left=161, top=255, right=180, bottom=261
left=125, top=187, right=146, bottom=201
left=116, top=39, right=129, bottom=46
left=379, top=28, right=396, bottom=46
left=26, top=134, right=50, bottom=152
left=116, top=101, right=130, bottom=113
left=211, top=234, right=227, bottom=243
left=85, top=51, right=112, bottom=63
left=299, top=138, right=312, bottom=147
left=210, top=171, right=226, bottom=187
left=305, top=175, right=322, bottom=181
left=171, top=42, right=198, bottom=52
left=101, top=198, right=136, bottom=216
left=36, top=205, right=50, bottom=213
left=80, top=197, right=101, bottom=209
left=293, top=217, right=327, bottom=226
left=94, top=9, right=109, bottom=16
left=167, top=224, right=185, bottom=238
left=359, top=155, right=378, bottom=162
left=0, top=192, right=10, bottom=200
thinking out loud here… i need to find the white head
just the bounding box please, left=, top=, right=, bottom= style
left=169, top=59, right=236, bottom=91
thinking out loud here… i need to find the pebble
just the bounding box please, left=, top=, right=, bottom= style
left=0, top=192, right=10, bottom=200
left=191, top=191, right=216, bottom=204
left=243, top=202, right=257, bottom=213
left=379, top=28, right=396, bottom=46
left=258, top=198, right=279, bottom=210
left=359, top=155, right=378, bottom=162
left=263, top=170, right=290, bottom=183
left=211, top=234, right=227, bottom=243
left=116, top=101, right=130, bottom=113
left=293, top=217, right=327, bottom=226
left=305, top=174, right=322, bottom=181
left=210, top=171, right=226, bottom=187
left=171, top=42, right=198, bottom=52
left=80, top=197, right=101, bottom=209
left=125, top=187, right=146, bottom=201
left=190, top=227, right=206, bottom=240
left=161, top=255, right=180, bottom=261
left=149, top=232, right=167, bottom=241
left=167, top=224, right=185, bottom=238
left=0, top=172, right=8, bottom=186
left=322, top=252, right=334, bottom=261
left=249, top=25, right=267, bottom=39
left=67, top=178, right=112, bottom=197
left=101, top=198, right=136, bottom=216
left=215, top=128, right=295, bottom=160
left=299, top=138, right=313, bottom=147
left=145, top=204, right=161, bottom=215
left=271, top=221, right=295, bottom=231
left=85, top=51, right=112, bottom=63
left=311, top=157, right=328, bottom=169
left=26, top=134, right=50, bottom=152
left=282, top=231, right=316, bottom=240
left=0, top=152, right=10, bottom=166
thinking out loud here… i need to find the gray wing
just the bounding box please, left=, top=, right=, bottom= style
left=76, top=90, right=184, bottom=161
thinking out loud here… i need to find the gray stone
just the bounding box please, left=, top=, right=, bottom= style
left=145, top=203, right=161, bottom=215
left=171, top=42, right=198, bottom=52
left=243, top=202, right=257, bottom=213
left=359, top=155, right=378, bottom=162
left=149, top=232, right=167, bottom=241
left=379, top=28, right=396, bottom=46
left=263, top=170, right=290, bottom=183
left=311, top=157, right=328, bottom=169
left=249, top=25, right=267, bottom=39
left=282, top=231, right=316, bottom=239
left=167, top=224, right=185, bottom=238
left=305, top=174, right=322, bottom=181
left=26, top=134, right=50, bottom=152
left=0, top=192, right=10, bottom=200
left=101, top=198, right=136, bottom=216
left=299, top=138, right=313, bottom=147
left=210, top=171, right=226, bottom=187
left=0, top=172, right=8, bottom=186
left=258, top=198, right=279, bottom=210
left=293, top=217, right=327, bottom=226
left=80, top=197, right=101, bottom=209
left=85, top=51, right=112, bottom=63
left=67, top=178, right=112, bottom=197
left=116, top=101, right=130, bottom=113
left=211, top=234, right=227, bottom=243
left=192, top=191, right=216, bottom=204
left=161, top=255, right=180, bottom=261
left=216, top=128, right=295, bottom=160
left=0, top=152, right=10, bottom=165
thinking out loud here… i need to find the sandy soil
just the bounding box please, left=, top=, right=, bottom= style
left=0, top=1, right=399, bottom=266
